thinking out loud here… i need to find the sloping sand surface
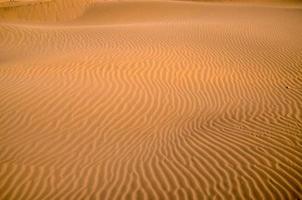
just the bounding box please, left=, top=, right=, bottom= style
left=0, top=0, right=302, bottom=199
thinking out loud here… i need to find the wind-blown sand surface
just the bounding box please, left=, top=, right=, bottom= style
left=0, top=0, right=302, bottom=199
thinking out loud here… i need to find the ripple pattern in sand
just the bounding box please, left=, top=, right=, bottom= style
left=0, top=1, right=302, bottom=200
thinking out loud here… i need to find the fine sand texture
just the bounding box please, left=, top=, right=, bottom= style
left=0, top=0, right=302, bottom=199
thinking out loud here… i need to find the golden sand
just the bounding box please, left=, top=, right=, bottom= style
left=0, top=0, right=302, bottom=199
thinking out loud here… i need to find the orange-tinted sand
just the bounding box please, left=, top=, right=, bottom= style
left=0, top=0, right=302, bottom=199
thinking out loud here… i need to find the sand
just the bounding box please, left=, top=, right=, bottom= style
left=0, top=0, right=302, bottom=199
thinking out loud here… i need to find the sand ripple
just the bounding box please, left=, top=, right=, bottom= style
left=0, top=1, right=302, bottom=199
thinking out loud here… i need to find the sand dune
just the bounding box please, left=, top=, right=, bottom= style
left=0, top=0, right=93, bottom=22
left=0, top=0, right=302, bottom=199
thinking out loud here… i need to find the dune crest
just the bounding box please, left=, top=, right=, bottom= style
left=0, top=0, right=93, bottom=22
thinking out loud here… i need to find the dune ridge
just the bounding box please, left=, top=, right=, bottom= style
left=0, top=0, right=93, bottom=22
left=0, top=0, right=302, bottom=199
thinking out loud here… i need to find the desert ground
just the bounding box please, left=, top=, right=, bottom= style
left=0, top=0, right=302, bottom=199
